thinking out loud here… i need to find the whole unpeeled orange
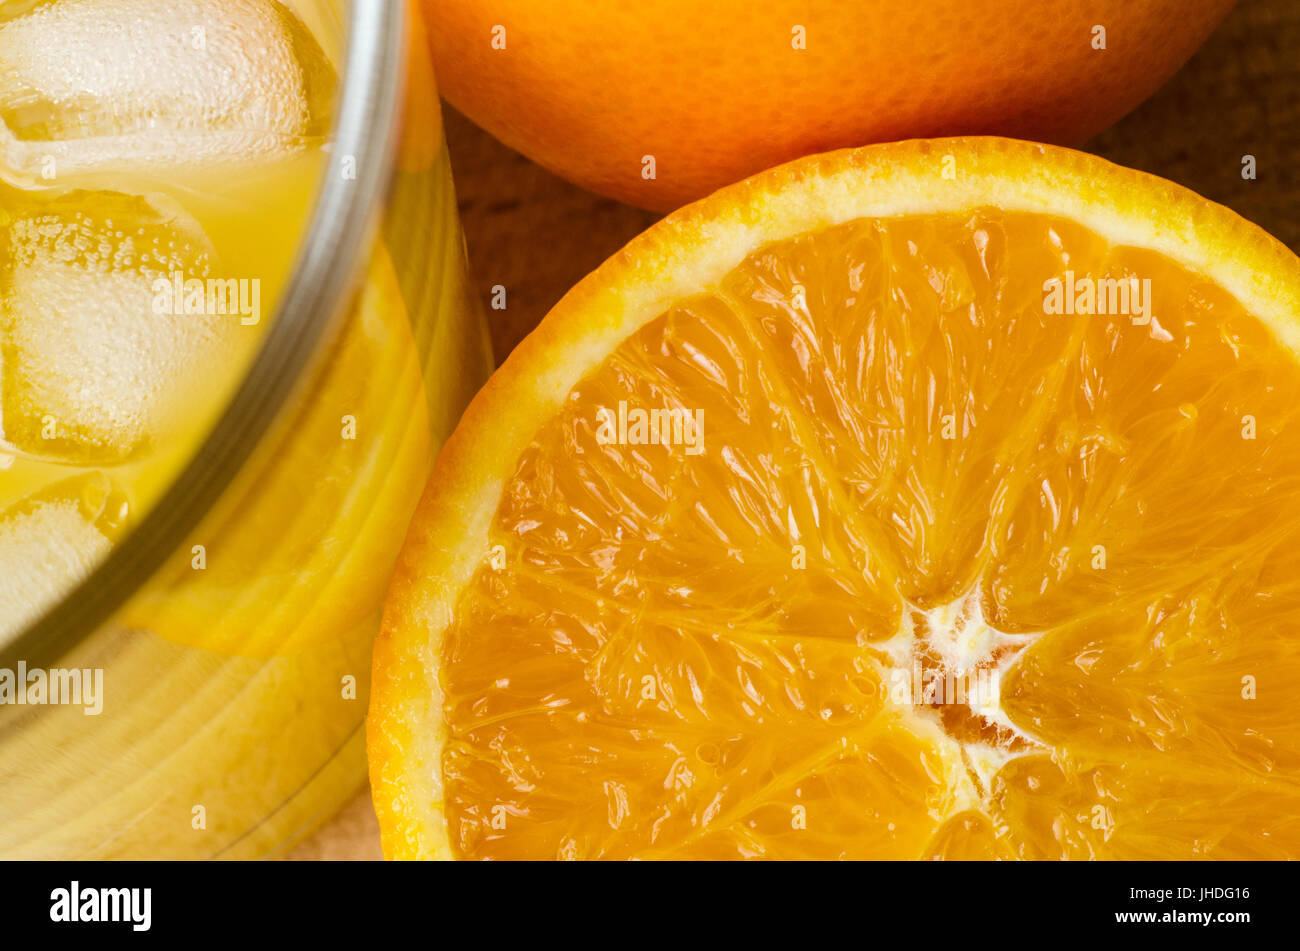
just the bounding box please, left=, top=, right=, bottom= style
left=424, top=0, right=1236, bottom=210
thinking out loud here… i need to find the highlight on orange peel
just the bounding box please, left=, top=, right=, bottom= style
left=368, top=137, right=1300, bottom=860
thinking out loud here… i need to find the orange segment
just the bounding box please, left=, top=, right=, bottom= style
left=1002, top=597, right=1300, bottom=774
left=369, top=138, right=1300, bottom=860
left=727, top=212, right=1098, bottom=606
left=987, top=263, right=1300, bottom=632
left=922, top=809, right=1015, bottom=861
left=992, top=754, right=1300, bottom=860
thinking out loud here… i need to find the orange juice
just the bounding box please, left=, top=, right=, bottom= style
left=0, top=0, right=488, bottom=856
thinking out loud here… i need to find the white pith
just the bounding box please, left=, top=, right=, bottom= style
left=873, top=588, right=1046, bottom=819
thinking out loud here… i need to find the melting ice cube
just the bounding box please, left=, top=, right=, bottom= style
left=0, top=471, right=127, bottom=644
left=0, top=0, right=336, bottom=175
left=0, top=189, right=245, bottom=463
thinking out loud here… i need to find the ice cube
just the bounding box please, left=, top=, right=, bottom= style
left=0, top=471, right=127, bottom=644
left=0, top=189, right=244, bottom=464
left=0, top=0, right=336, bottom=176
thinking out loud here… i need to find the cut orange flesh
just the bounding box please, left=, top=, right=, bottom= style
left=370, top=138, right=1300, bottom=860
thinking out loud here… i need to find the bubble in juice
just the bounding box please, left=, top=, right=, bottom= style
left=0, top=0, right=335, bottom=175
left=0, top=470, right=128, bottom=642
left=0, top=189, right=246, bottom=464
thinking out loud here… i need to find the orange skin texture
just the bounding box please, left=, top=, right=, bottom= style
left=425, top=0, right=1237, bottom=211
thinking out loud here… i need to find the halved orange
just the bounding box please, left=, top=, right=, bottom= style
left=369, top=138, right=1300, bottom=860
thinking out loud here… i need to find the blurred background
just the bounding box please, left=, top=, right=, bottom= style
left=295, top=0, right=1298, bottom=859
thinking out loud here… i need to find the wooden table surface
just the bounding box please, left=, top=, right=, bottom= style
left=291, top=0, right=1299, bottom=860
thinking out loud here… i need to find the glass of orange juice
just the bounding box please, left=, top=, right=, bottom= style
left=0, top=0, right=489, bottom=857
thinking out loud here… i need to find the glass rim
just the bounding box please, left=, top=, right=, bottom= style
left=1, top=0, right=408, bottom=668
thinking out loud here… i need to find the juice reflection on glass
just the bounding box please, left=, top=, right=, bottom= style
left=0, top=0, right=488, bottom=856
